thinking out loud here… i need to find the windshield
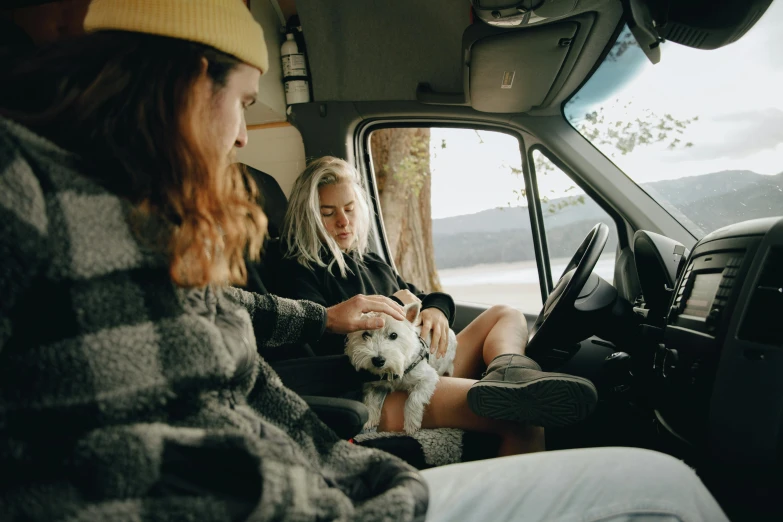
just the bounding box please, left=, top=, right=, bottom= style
left=567, top=4, right=783, bottom=239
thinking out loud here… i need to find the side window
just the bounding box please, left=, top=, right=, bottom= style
left=369, top=127, right=544, bottom=314
left=531, top=149, right=618, bottom=284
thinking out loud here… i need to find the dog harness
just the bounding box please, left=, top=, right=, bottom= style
left=386, top=337, right=430, bottom=380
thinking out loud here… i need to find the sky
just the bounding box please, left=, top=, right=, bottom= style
left=427, top=1, right=783, bottom=219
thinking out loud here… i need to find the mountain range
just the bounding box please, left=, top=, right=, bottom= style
left=433, top=170, right=783, bottom=270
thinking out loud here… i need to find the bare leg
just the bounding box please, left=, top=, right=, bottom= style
left=378, top=376, right=545, bottom=457
left=452, top=305, right=528, bottom=380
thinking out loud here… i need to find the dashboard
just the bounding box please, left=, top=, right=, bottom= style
left=634, top=217, right=783, bottom=468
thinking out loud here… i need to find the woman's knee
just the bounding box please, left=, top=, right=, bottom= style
left=487, top=304, right=525, bottom=327
left=488, top=305, right=527, bottom=337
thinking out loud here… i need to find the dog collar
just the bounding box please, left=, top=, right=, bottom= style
left=384, top=338, right=430, bottom=381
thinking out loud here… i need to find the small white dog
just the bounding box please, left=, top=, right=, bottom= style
left=345, top=302, right=458, bottom=434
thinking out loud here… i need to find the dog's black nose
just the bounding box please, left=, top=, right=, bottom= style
left=371, top=356, right=386, bottom=368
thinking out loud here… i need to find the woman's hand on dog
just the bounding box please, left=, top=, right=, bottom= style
left=325, top=294, right=406, bottom=334
left=419, top=308, right=449, bottom=358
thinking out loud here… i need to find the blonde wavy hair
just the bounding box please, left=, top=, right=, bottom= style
left=282, top=156, right=371, bottom=277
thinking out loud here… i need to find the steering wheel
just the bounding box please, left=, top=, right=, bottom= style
left=526, top=223, right=609, bottom=363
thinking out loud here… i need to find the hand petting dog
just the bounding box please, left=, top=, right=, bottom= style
left=325, top=294, right=405, bottom=334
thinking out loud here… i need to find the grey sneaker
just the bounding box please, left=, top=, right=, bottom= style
left=467, top=354, right=597, bottom=428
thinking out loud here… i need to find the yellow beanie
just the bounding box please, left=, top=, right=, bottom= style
left=84, top=0, right=269, bottom=73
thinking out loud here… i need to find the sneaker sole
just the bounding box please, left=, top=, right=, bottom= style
left=466, top=375, right=598, bottom=428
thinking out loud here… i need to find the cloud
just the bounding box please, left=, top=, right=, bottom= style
left=663, top=108, right=783, bottom=161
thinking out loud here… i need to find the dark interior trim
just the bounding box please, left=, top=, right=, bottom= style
left=526, top=144, right=631, bottom=290
left=522, top=145, right=555, bottom=296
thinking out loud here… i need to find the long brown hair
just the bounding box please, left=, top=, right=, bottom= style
left=0, top=31, right=267, bottom=287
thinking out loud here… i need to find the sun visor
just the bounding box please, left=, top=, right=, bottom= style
left=415, top=16, right=596, bottom=113
left=466, top=22, right=578, bottom=113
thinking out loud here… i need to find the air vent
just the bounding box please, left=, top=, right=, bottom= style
left=738, top=247, right=783, bottom=346
left=662, top=23, right=709, bottom=48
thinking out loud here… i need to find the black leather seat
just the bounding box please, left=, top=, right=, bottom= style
left=242, top=165, right=368, bottom=437
left=246, top=165, right=287, bottom=239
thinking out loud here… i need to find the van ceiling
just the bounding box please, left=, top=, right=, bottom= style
left=296, top=0, right=623, bottom=115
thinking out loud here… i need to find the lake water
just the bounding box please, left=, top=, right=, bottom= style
left=437, top=256, right=616, bottom=312
left=439, top=256, right=615, bottom=286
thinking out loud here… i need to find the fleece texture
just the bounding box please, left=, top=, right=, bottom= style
left=0, top=116, right=428, bottom=521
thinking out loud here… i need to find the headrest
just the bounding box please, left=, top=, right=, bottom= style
left=244, top=165, right=287, bottom=239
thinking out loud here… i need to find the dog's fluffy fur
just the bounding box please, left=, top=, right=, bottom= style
left=345, top=302, right=458, bottom=434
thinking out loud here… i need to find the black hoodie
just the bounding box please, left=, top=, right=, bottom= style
left=276, top=248, right=456, bottom=356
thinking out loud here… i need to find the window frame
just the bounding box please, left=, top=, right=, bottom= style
left=526, top=144, right=629, bottom=294
left=357, top=119, right=549, bottom=306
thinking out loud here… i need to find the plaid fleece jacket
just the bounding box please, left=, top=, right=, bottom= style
left=0, top=117, right=428, bottom=521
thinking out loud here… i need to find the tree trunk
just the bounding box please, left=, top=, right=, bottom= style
left=370, top=128, right=442, bottom=293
